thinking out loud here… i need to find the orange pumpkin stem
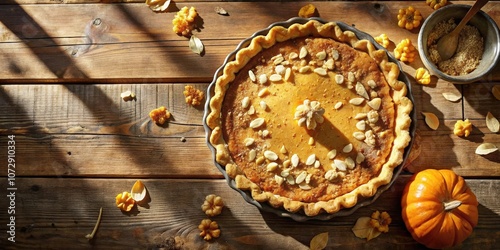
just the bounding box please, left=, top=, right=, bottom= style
left=444, top=200, right=462, bottom=211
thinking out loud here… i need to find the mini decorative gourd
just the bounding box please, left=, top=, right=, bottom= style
left=401, top=169, right=478, bottom=249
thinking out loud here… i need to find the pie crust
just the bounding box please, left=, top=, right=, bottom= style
left=206, top=20, right=413, bottom=216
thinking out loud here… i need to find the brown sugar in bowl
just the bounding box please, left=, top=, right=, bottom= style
left=418, top=4, right=500, bottom=84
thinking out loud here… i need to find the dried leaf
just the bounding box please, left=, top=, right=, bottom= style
left=492, top=85, right=500, bottom=101
left=422, top=112, right=439, bottom=130
left=189, top=35, right=204, bottom=55
left=486, top=112, right=499, bottom=133
left=442, top=92, right=461, bottom=102
left=146, top=0, right=171, bottom=12
left=309, top=232, right=328, bottom=250
left=475, top=143, right=498, bottom=155
left=352, top=217, right=381, bottom=241
left=214, top=6, right=228, bottom=15
left=130, top=180, right=147, bottom=202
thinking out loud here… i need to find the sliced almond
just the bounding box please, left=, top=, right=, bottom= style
left=299, top=66, right=311, bottom=73
left=486, top=112, right=500, bottom=133
left=492, top=85, right=500, bottom=101
left=475, top=143, right=498, bottom=155
left=345, top=157, right=355, bottom=169
left=327, top=149, right=337, bottom=159
left=442, top=92, right=461, bottom=102
left=274, top=175, right=284, bottom=185
left=422, top=112, right=439, bottom=130
left=248, top=70, right=256, bottom=82
left=305, top=154, right=316, bottom=166
left=353, top=131, right=366, bottom=141
left=356, top=120, right=366, bottom=131
left=269, top=74, right=282, bottom=82
left=258, top=88, right=270, bottom=97
left=244, top=138, right=255, bottom=147
left=343, top=143, right=353, bottom=153
left=314, top=67, right=327, bottom=76
left=355, top=82, right=370, bottom=99
left=291, top=154, right=299, bottom=167
left=267, top=162, right=279, bottom=172
left=264, top=150, right=278, bottom=161
left=333, top=159, right=347, bottom=171
left=316, top=50, right=327, bottom=60
left=356, top=152, right=365, bottom=164
left=258, top=74, right=267, bottom=84
left=248, top=149, right=256, bottom=161
left=295, top=171, right=308, bottom=184
left=130, top=180, right=147, bottom=202
left=299, top=46, right=308, bottom=59
left=335, top=74, right=344, bottom=84
left=349, top=98, right=365, bottom=106
left=249, top=117, right=265, bottom=128
left=367, top=98, right=381, bottom=110
left=241, top=97, right=250, bottom=109
left=334, top=101, right=343, bottom=110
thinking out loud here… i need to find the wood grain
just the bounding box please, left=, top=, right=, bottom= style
left=0, top=177, right=498, bottom=249
left=2, top=2, right=500, bottom=82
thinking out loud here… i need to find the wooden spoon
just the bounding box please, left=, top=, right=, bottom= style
left=436, top=0, right=489, bottom=61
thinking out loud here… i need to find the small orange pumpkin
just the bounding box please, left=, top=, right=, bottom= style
left=401, top=169, right=478, bottom=249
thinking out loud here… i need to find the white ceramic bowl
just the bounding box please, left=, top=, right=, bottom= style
left=418, top=4, right=500, bottom=84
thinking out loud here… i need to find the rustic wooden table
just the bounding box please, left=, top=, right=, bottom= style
left=0, top=0, right=499, bottom=249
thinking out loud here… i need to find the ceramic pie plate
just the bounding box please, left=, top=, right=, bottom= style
left=203, top=17, right=416, bottom=221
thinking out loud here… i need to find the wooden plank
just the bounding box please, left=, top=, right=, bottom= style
left=0, top=177, right=498, bottom=249
left=0, top=84, right=498, bottom=177
left=2, top=2, right=500, bottom=82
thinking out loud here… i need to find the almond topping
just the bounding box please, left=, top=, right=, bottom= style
left=248, top=149, right=256, bottom=161
left=264, top=150, right=278, bottom=161
left=356, top=120, right=366, bottom=131
left=343, top=143, right=353, bottom=153
left=241, top=97, right=250, bottom=109
left=248, top=70, right=256, bottom=82
left=334, top=101, right=343, bottom=110
left=280, top=145, right=288, bottom=154
left=284, top=67, right=292, bottom=82
left=327, top=149, right=337, bottom=159
left=356, top=152, right=365, bottom=164
left=274, top=175, right=284, bottom=185
left=353, top=131, right=366, bottom=141
left=295, top=171, right=308, bottom=184
left=335, top=74, right=344, bottom=84
left=259, top=100, right=268, bottom=110
left=368, top=98, right=382, bottom=110
left=291, top=154, right=299, bottom=168
left=244, top=138, right=255, bottom=146
left=349, top=98, right=365, bottom=106
left=269, top=74, right=282, bottom=82
left=305, top=154, right=316, bottom=166
left=299, top=46, right=308, bottom=59
left=267, top=162, right=279, bottom=172
left=333, top=159, right=347, bottom=171
left=258, top=88, right=270, bottom=97
left=299, top=183, right=312, bottom=190
left=316, top=50, right=327, bottom=60
left=475, top=143, right=498, bottom=155
left=289, top=52, right=299, bottom=60
left=258, top=74, right=267, bottom=84
left=345, top=157, right=355, bottom=169
left=249, top=117, right=265, bottom=129
left=355, top=82, right=370, bottom=99
left=314, top=67, right=327, bottom=76
left=299, top=66, right=311, bottom=73
left=367, top=79, right=377, bottom=89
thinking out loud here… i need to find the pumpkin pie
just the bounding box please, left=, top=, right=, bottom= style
left=205, top=20, right=413, bottom=216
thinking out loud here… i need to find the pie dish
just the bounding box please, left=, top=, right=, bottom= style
left=204, top=18, right=415, bottom=221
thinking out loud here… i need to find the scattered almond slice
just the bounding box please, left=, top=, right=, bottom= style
left=492, top=85, right=500, bottom=101
left=214, top=6, right=228, bottom=15
left=422, top=112, right=439, bottom=130
left=442, top=92, right=461, bottom=102
left=189, top=35, right=204, bottom=55
left=130, top=180, right=147, bottom=202
left=475, top=143, right=498, bottom=155
left=309, top=232, right=329, bottom=250
left=486, top=112, right=499, bottom=133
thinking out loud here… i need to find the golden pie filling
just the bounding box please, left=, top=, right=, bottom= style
left=206, top=20, right=413, bottom=216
